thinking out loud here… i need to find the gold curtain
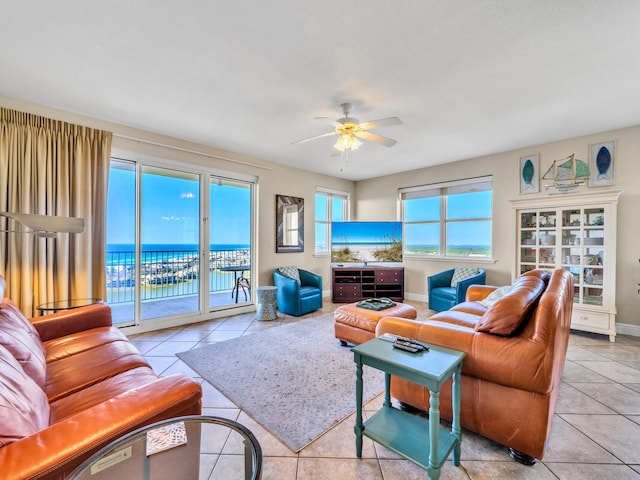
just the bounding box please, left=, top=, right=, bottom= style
left=0, top=107, right=112, bottom=316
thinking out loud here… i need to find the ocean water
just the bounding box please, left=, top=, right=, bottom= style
left=107, top=244, right=250, bottom=266
left=107, top=243, right=250, bottom=252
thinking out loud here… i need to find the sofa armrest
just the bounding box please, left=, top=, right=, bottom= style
left=428, top=269, right=454, bottom=291
left=299, top=269, right=322, bottom=289
left=377, top=316, right=553, bottom=394
left=465, top=285, right=497, bottom=302
left=0, top=373, right=202, bottom=480
left=30, top=303, right=113, bottom=342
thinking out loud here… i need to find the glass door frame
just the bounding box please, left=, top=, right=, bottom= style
left=108, top=151, right=257, bottom=331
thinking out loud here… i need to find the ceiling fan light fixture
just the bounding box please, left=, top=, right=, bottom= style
left=334, top=133, right=362, bottom=152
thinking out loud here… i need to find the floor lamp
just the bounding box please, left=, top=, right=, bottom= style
left=0, top=212, right=85, bottom=237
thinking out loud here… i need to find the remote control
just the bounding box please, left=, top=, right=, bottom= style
left=393, top=339, right=428, bottom=353
left=393, top=342, right=421, bottom=353
left=397, top=337, right=430, bottom=351
left=378, top=333, right=398, bottom=343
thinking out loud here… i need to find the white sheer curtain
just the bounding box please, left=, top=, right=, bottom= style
left=0, top=107, right=112, bottom=316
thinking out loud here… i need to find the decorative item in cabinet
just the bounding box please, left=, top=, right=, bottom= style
left=539, top=248, right=556, bottom=265
left=538, top=211, right=556, bottom=227
left=539, top=232, right=556, bottom=245
left=562, top=209, right=582, bottom=226
left=562, top=248, right=581, bottom=265
left=521, top=247, right=537, bottom=263
left=584, top=234, right=604, bottom=246
left=585, top=208, right=605, bottom=226
left=521, top=231, right=536, bottom=245
left=562, top=229, right=579, bottom=245
left=521, top=212, right=537, bottom=228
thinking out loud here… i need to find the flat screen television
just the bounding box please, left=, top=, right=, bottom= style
left=331, top=221, right=403, bottom=264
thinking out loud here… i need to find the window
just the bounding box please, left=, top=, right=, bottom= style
left=315, top=188, right=350, bottom=254
left=401, top=177, right=492, bottom=258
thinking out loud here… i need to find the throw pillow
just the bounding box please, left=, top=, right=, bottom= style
left=478, top=285, right=513, bottom=307
left=279, top=266, right=301, bottom=284
left=450, top=267, right=479, bottom=288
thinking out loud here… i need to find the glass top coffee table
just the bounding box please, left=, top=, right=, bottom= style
left=68, top=416, right=262, bottom=480
left=36, top=297, right=103, bottom=314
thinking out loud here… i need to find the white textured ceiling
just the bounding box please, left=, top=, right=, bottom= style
left=1, top=1, right=640, bottom=180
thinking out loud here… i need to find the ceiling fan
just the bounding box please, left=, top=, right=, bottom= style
left=292, top=103, right=402, bottom=152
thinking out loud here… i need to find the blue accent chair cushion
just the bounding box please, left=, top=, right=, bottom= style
left=274, top=268, right=323, bottom=316
left=428, top=268, right=486, bottom=312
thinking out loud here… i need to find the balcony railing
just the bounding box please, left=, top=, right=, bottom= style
left=106, top=248, right=250, bottom=304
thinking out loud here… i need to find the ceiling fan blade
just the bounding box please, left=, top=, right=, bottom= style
left=356, top=130, right=397, bottom=147
left=290, top=131, right=338, bottom=145
left=314, top=116, right=343, bottom=128
left=358, top=116, right=403, bottom=130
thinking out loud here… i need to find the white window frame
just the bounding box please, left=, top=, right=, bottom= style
left=400, top=176, right=494, bottom=262
left=314, top=187, right=350, bottom=256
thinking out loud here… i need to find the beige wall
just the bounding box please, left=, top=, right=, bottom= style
left=355, top=125, right=640, bottom=333
left=2, top=96, right=638, bottom=334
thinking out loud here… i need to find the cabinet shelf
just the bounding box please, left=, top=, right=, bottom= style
left=332, top=266, right=404, bottom=303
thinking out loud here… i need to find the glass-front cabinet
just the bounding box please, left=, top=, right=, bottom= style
left=511, top=191, right=621, bottom=342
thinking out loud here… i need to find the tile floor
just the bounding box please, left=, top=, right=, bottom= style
left=128, top=301, right=640, bottom=479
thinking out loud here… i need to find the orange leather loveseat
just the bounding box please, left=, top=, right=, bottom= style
left=376, top=269, right=573, bottom=464
left=0, top=275, right=202, bottom=479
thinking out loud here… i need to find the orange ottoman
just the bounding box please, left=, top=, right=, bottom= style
left=334, top=302, right=418, bottom=346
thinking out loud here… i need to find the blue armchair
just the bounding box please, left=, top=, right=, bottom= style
left=273, top=268, right=323, bottom=316
left=428, top=267, right=486, bottom=312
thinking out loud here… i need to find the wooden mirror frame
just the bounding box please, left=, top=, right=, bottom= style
left=276, top=194, right=304, bottom=253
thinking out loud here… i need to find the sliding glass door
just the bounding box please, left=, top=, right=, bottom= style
left=209, top=178, right=253, bottom=309
left=106, top=158, right=255, bottom=327
left=139, top=166, right=201, bottom=321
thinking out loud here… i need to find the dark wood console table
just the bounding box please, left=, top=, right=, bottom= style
left=332, top=265, right=404, bottom=303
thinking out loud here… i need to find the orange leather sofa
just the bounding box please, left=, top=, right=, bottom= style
left=0, top=275, right=202, bottom=479
left=376, top=269, right=573, bottom=464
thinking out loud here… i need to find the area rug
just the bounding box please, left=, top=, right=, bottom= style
left=176, top=314, right=383, bottom=452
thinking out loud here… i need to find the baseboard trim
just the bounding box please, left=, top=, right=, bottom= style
left=405, top=292, right=428, bottom=303
left=616, top=322, right=640, bottom=338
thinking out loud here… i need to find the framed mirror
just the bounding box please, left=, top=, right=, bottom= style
left=276, top=194, right=304, bottom=253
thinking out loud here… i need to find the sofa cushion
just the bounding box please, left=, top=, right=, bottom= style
left=45, top=339, right=149, bottom=402
left=475, top=276, right=545, bottom=336
left=0, top=299, right=47, bottom=388
left=49, top=365, right=158, bottom=423
left=0, top=344, right=50, bottom=446
left=450, top=267, right=479, bottom=287
left=279, top=266, right=301, bottom=284
left=43, top=326, right=129, bottom=363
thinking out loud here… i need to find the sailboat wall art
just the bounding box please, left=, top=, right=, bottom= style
left=542, top=153, right=590, bottom=194
left=589, top=141, right=615, bottom=187
left=519, top=154, right=539, bottom=194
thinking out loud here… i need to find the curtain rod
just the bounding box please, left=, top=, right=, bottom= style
left=113, top=133, right=273, bottom=171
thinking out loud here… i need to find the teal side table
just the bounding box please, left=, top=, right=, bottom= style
left=352, top=338, right=465, bottom=480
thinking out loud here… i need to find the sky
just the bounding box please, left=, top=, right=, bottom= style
left=107, top=166, right=251, bottom=246
left=331, top=221, right=402, bottom=244
left=403, top=191, right=492, bottom=246
left=107, top=165, right=492, bottom=248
